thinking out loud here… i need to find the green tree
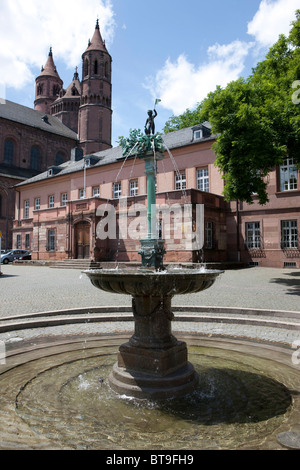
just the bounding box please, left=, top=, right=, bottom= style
left=164, top=10, right=300, bottom=205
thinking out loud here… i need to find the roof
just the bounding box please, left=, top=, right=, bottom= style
left=16, top=123, right=216, bottom=188
left=0, top=164, right=40, bottom=181
left=0, top=99, right=78, bottom=141
left=85, top=20, right=109, bottom=55
left=36, top=48, right=62, bottom=81
left=162, top=122, right=213, bottom=150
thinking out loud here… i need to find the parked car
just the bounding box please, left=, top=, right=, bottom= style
left=0, top=249, right=28, bottom=264
left=19, top=251, right=32, bottom=260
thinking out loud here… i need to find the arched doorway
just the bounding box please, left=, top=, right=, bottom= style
left=74, top=221, right=90, bottom=259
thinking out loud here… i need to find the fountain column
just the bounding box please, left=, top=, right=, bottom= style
left=138, top=150, right=166, bottom=270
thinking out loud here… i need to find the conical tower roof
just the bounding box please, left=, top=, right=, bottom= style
left=38, top=47, right=62, bottom=80
left=84, top=19, right=109, bottom=54
left=63, top=68, right=81, bottom=97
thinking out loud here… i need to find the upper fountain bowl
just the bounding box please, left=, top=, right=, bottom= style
left=84, top=265, right=223, bottom=297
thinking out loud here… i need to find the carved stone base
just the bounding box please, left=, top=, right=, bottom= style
left=108, top=361, right=198, bottom=400
left=117, top=340, right=188, bottom=376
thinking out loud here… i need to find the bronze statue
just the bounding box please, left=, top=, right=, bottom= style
left=145, top=109, right=157, bottom=135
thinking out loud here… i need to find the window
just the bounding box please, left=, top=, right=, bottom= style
left=92, top=186, right=100, bottom=197
left=25, top=234, right=30, bottom=250
left=61, top=193, right=68, bottom=206
left=24, top=200, right=29, bottom=219
left=197, top=168, right=209, bottom=192
left=48, top=195, right=54, bottom=208
left=205, top=222, right=213, bottom=249
left=16, top=234, right=21, bottom=249
left=194, top=129, right=203, bottom=140
left=280, top=158, right=298, bottom=191
left=281, top=220, right=298, bottom=249
left=48, top=229, right=56, bottom=251
left=56, top=152, right=64, bottom=166
left=35, top=198, right=40, bottom=210
left=129, top=179, right=138, bottom=197
left=79, top=189, right=85, bottom=199
left=84, top=59, right=89, bottom=77
left=113, top=182, right=121, bottom=199
left=94, top=60, right=98, bottom=75
left=175, top=172, right=186, bottom=190
left=4, top=139, right=14, bottom=165
left=30, top=146, right=40, bottom=171
left=246, top=222, right=261, bottom=249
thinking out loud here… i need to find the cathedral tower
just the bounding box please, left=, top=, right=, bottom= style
left=34, top=48, right=63, bottom=115
left=79, top=20, right=112, bottom=155
left=51, top=68, right=81, bottom=134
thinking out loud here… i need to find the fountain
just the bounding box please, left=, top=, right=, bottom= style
left=1, top=107, right=298, bottom=450
left=85, top=109, right=223, bottom=399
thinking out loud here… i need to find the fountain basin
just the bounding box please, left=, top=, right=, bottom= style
left=85, top=266, right=223, bottom=297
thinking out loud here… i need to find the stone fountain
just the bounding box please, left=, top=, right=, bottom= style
left=85, top=111, right=223, bottom=399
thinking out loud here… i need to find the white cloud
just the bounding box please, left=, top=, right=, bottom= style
left=145, top=0, right=299, bottom=116
left=145, top=41, right=253, bottom=115
left=0, top=0, right=115, bottom=90
left=247, top=0, right=299, bottom=47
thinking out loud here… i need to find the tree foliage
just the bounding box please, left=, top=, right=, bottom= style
left=163, top=10, right=300, bottom=205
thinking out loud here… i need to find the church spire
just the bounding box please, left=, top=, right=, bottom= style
left=85, top=18, right=108, bottom=53
left=34, top=47, right=63, bottom=114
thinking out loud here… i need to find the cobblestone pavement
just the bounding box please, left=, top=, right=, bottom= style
left=1, top=264, right=300, bottom=317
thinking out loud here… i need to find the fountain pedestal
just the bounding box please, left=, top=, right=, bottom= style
left=108, top=294, right=198, bottom=399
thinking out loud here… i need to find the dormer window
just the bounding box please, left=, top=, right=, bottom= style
left=47, top=166, right=62, bottom=177
left=193, top=129, right=203, bottom=140
left=192, top=123, right=211, bottom=141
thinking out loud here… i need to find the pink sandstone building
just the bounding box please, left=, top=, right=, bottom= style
left=12, top=123, right=300, bottom=268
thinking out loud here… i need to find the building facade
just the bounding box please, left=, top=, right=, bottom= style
left=227, top=156, right=300, bottom=268
left=12, top=124, right=229, bottom=264
left=12, top=123, right=300, bottom=268
left=0, top=100, right=78, bottom=250
left=0, top=20, right=112, bottom=250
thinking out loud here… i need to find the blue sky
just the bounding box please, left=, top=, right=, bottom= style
left=0, top=0, right=299, bottom=145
